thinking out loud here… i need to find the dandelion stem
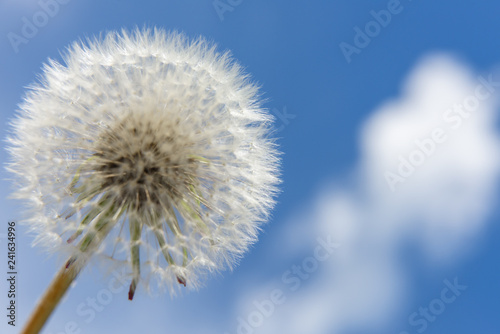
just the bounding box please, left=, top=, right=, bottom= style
left=21, top=258, right=83, bottom=334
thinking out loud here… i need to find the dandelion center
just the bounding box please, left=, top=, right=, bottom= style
left=89, top=113, right=199, bottom=211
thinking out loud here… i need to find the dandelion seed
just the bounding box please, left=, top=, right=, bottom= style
left=7, top=28, right=280, bottom=333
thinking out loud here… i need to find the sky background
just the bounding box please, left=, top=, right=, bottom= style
left=1, top=1, right=500, bottom=334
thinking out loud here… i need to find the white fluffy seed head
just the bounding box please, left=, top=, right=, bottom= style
left=7, top=28, right=280, bottom=295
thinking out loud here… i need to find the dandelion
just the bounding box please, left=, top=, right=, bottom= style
left=7, top=28, right=280, bottom=334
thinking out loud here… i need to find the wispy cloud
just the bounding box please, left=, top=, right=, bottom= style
left=229, top=54, right=500, bottom=334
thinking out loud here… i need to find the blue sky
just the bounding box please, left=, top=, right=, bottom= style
left=1, top=1, right=500, bottom=333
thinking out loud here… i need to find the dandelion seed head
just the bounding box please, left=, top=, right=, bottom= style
left=7, top=28, right=280, bottom=295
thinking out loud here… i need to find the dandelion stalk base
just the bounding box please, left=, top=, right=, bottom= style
left=21, top=258, right=82, bottom=334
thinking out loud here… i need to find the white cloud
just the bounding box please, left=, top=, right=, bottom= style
left=233, top=54, right=500, bottom=334
left=362, top=54, right=500, bottom=261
